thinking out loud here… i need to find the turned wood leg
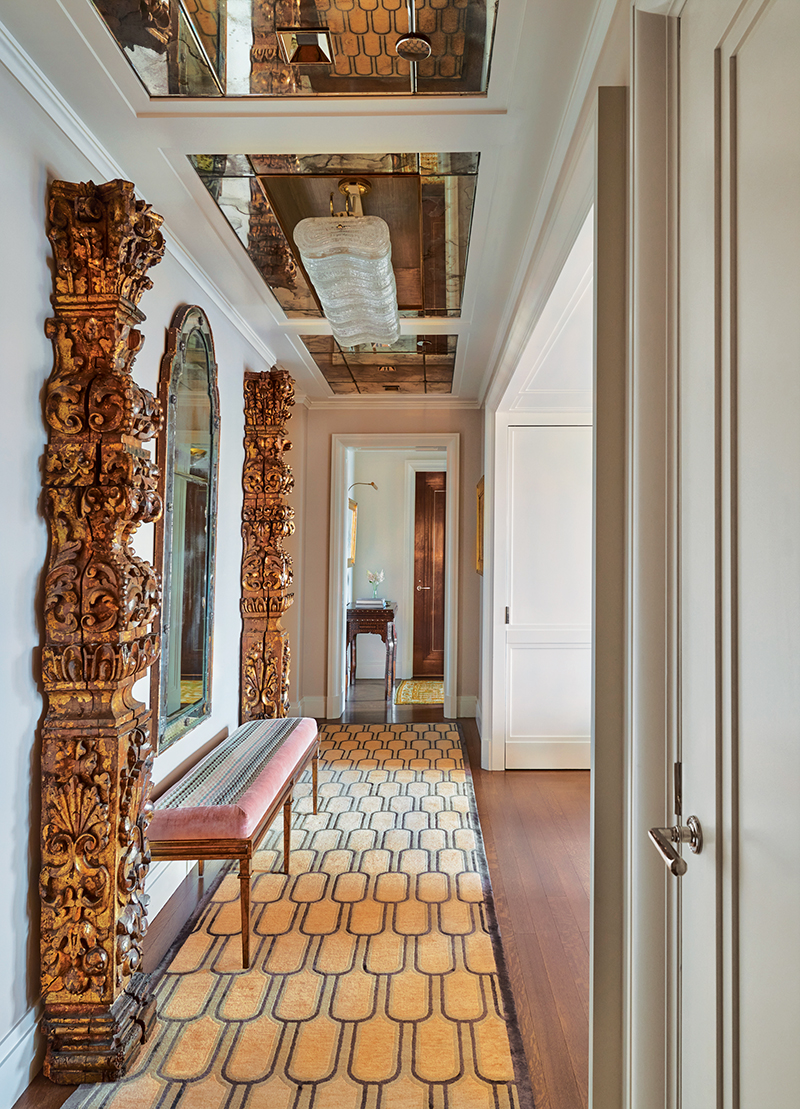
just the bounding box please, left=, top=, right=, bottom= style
left=283, top=788, right=293, bottom=874
left=197, top=859, right=204, bottom=877
left=238, top=856, right=251, bottom=969
left=312, top=750, right=319, bottom=815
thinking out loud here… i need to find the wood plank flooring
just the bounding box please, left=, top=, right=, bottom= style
left=15, top=683, right=590, bottom=1109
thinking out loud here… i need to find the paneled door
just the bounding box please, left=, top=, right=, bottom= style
left=664, top=1, right=800, bottom=1102
left=413, top=470, right=446, bottom=676
left=505, top=425, right=592, bottom=769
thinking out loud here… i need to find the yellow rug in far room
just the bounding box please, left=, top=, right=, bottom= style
left=394, top=678, right=445, bottom=705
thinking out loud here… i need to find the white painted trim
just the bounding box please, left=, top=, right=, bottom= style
left=298, top=696, right=327, bottom=719
left=403, top=459, right=447, bottom=680
left=505, top=739, right=591, bottom=769
left=0, top=1001, right=44, bottom=1108
left=0, top=17, right=278, bottom=371
left=481, top=0, right=617, bottom=408
left=306, top=397, right=481, bottom=411
left=327, top=435, right=460, bottom=721
left=457, top=695, right=477, bottom=719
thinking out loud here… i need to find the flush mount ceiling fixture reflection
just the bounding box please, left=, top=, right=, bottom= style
left=293, top=181, right=400, bottom=348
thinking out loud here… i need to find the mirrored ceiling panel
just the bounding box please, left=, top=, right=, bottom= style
left=301, top=333, right=457, bottom=394
left=191, top=153, right=478, bottom=318
left=92, top=0, right=497, bottom=97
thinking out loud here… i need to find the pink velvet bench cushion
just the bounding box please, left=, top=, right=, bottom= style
left=149, top=717, right=319, bottom=842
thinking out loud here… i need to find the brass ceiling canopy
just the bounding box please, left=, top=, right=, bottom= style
left=276, top=29, right=334, bottom=66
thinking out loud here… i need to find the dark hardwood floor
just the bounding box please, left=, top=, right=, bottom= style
left=15, top=680, right=590, bottom=1109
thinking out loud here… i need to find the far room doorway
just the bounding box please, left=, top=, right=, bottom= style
left=327, top=434, right=460, bottom=720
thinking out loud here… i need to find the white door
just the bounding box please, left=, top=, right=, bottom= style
left=672, top=0, right=800, bottom=1103
left=505, top=424, right=592, bottom=768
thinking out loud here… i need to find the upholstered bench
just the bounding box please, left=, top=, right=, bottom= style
left=148, top=716, right=319, bottom=968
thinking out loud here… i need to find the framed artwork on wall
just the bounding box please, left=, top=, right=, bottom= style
left=348, top=498, right=358, bottom=567
left=476, top=475, right=485, bottom=575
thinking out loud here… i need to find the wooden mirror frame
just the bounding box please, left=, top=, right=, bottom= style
left=151, top=305, right=220, bottom=750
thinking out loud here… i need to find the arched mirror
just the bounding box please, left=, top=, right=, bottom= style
left=152, top=305, right=220, bottom=750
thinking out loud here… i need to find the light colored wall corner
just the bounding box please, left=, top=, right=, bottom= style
left=0, top=1001, right=44, bottom=1108
left=475, top=698, right=483, bottom=734
left=299, top=697, right=327, bottom=720
left=457, top=696, right=478, bottom=719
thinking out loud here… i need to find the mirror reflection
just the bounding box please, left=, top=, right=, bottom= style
left=153, top=306, right=220, bottom=750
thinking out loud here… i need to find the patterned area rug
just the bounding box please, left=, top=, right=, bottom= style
left=394, top=679, right=445, bottom=705
left=63, top=723, right=533, bottom=1109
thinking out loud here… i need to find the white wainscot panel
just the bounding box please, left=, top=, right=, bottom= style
left=506, top=629, right=591, bottom=769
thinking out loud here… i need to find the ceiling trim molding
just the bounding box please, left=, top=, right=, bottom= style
left=0, top=16, right=278, bottom=372
left=306, top=396, right=481, bottom=411
left=480, top=0, right=619, bottom=408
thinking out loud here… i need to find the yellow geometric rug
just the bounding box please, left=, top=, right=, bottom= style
left=394, top=679, right=445, bottom=705
left=62, top=723, right=533, bottom=1109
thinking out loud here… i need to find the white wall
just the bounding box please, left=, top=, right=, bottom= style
left=0, top=58, right=281, bottom=1101
left=350, top=449, right=445, bottom=680
left=482, top=212, right=594, bottom=769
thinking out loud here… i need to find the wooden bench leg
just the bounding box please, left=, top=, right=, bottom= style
left=238, top=856, right=251, bottom=969
left=197, top=859, right=204, bottom=877
left=283, top=788, right=293, bottom=874
left=312, top=751, right=318, bottom=816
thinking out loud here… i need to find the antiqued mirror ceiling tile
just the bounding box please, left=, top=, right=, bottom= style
left=191, top=153, right=478, bottom=319
left=91, top=0, right=497, bottom=97
left=300, top=333, right=457, bottom=393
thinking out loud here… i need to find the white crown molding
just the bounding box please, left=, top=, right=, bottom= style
left=0, top=16, right=277, bottom=371
left=479, top=0, right=620, bottom=409
left=306, top=396, right=481, bottom=411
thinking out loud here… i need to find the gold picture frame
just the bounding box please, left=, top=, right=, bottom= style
left=348, top=498, right=358, bottom=567
left=476, top=476, right=484, bottom=575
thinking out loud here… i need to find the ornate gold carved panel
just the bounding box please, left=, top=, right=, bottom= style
left=40, top=179, right=164, bottom=1083
left=240, top=369, right=295, bottom=721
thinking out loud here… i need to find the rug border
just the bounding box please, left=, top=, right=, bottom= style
left=318, top=720, right=538, bottom=1109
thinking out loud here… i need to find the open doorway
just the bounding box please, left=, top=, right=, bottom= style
left=327, top=433, right=460, bottom=720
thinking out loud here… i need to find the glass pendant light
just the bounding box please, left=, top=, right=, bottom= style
left=293, top=191, right=400, bottom=348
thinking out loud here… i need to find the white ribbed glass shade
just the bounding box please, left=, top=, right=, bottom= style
left=293, top=215, right=401, bottom=347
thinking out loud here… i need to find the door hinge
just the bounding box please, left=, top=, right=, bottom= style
left=504, top=606, right=510, bottom=624
left=674, top=761, right=682, bottom=818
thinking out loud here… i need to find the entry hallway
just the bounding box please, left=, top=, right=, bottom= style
left=16, top=689, right=590, bottom=1109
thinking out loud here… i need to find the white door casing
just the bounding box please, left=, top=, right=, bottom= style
left=327, top=434, right=460, bottom=720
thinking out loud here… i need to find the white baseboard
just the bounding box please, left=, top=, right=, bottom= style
left=456, top=696, right=477, bottom=719
left=505, top=737, right=591, bottom=769
left=0, top=998, right=43, bottom=1106
left=298, top=696, right=327, bottom=719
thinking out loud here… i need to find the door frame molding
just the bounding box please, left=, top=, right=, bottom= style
left=327, top=433, right=460, bottom=719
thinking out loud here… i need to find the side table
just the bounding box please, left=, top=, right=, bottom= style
left=346, top=603, right=398, bottom=700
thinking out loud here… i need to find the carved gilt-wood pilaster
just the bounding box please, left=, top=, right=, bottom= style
left=40, top=179, right=165, bottom=1083
left=240, top=369, right=295, bottom=721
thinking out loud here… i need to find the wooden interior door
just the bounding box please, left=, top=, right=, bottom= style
left=670, top=1, right=800, bottom=1102
left=413, top=471, right=446, bottom=676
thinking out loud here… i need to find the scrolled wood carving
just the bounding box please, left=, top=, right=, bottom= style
left=240, top=369, right=295, bottom=721
left=40, top=179, right=164, bottom=1083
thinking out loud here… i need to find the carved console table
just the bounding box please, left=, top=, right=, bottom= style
left=346, top=603, right=398, bottom=700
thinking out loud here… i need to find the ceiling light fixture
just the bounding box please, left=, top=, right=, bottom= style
left=293, top=180, right=400, bottom=348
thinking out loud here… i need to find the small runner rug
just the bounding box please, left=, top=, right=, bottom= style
left=394, top=679, right=445, bottom=705
left=63, top=722, right=533, bottom=1109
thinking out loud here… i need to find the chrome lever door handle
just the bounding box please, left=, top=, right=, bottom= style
left=416, top=585, right=430, bottom=591
left=648, top=816, right=703, bottom=876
